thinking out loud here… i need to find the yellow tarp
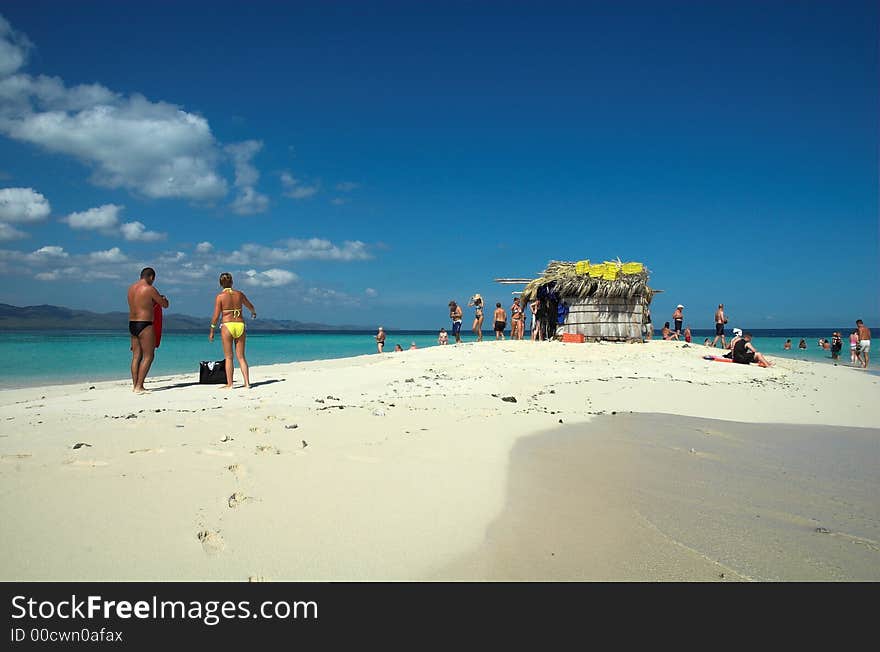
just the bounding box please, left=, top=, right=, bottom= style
left=575, top=259, right=590, bottom=275
left=588, top=263, right=606, bottom=276
left=621, top=262, right=644, bottom=275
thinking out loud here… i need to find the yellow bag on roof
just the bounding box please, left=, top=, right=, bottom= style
left=602, top=267, right=619, bottom=280
left=588, top=263, right=606, bottom=276
left=575, top=259, right=590, bottom=275
left=622, top=262, right=644, bottom=275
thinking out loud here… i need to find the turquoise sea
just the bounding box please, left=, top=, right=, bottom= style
left=0, top=328, right=865, bottom=389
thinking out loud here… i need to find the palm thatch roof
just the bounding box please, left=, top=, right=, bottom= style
left=520, top=260, right=655, bottom=303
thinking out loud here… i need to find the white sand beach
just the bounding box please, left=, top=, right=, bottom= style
left=1, top=340, right=878, bottom=581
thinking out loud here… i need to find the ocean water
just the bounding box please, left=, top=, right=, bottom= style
left=0, top=328, right=866, bottom=389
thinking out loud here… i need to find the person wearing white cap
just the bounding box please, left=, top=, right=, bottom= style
left=468, top=294, right=484, bottom=342
left=672, top=304, right=684, bottom=337
left=374, top=326, right=386, bottom=353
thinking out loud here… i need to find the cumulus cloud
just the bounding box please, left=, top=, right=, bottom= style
left=0, top=16, right=228, bottom=201
left=0, top=186, right=50, bottom=222
left=230, top=238, right=371, bottom=265
left=63, top=203, right=122, bottom=230
left=195, top=241, right=213, bottom=253
left=302, top=286, right=356, bottom=305
left=0, top=15, right=31, bottom=79
left=88, top=246, right=127, bottom=263
left=27, top=245, right=67, bottom=261
left=226, top=140, right=269, bottom=215
left=280, top=171, right=319, bottom=199
left=0, top=222, right=26, bottom=240
left=120, top=221, right=165, bottom=242
left=61, top=203, right=166, bottom=242
left=241, top=268, right=298, bottom=288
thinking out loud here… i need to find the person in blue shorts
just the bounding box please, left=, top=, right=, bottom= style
left=449, top=300, right=463, bottom=343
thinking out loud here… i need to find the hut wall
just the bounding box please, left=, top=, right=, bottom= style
left=557, top=296, right=647, bottom=341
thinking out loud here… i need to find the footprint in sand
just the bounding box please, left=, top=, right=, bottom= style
left=227, top=463, right=246, bottom=479
left=197, top=530, right=225, bottom=556
left=248, top=575, right=269, bottom=582
left=63, top=459, right=108, bottom=467
left=228, top=491, right=254, bottom=508
left=1, top=453, right=32, bottom=461
left=200, top=449, right=235, bottom=458
left=255, top=444, right=280, bottom=455
left=129, top=448, right=165, bottom=454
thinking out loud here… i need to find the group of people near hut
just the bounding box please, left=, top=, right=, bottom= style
left=446, top=295, right=545, bottom=344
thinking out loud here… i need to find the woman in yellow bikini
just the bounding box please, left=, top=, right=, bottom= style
left=209, top=272, right=257, bottom=389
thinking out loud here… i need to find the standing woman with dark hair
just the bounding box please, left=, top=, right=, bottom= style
left=209, top=272, right=256, bottom=389
left=468, top=294, right=484, bottom=342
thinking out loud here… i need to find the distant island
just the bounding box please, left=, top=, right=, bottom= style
left=0, top=304, right=374, bottom=332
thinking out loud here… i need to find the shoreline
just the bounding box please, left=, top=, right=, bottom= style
left=1, top=340, right=878, bottom=580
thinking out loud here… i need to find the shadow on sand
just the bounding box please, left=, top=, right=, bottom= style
left=153, top=378, right=285, bottom=392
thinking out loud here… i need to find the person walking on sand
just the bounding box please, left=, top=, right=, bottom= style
left=849, top=330, right=859, bottom=364
left=209, top=272, right=256, bottom=389
left=710, top=303, right=728, bottom=348
left=672, top=304, right=684, bottom=337
left=468, top=294, right=484, bottom=342
left=127, top=267, right=169, bottom=394
left=375, top=326, right=386, bottom=353
left=856, top=319, right=871, bottom=368
left=449, top=301, right=463, bottom=343
left=493, top=302, right=506, bottom=340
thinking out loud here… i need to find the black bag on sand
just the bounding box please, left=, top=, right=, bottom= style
left=199, top=360, right=227, bottom=384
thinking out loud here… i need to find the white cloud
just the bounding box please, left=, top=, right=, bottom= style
left=120, top=220, right=165, bottom=242
left=280, top=170, right=319, bottom=199
left=335, top=181, right=360, bottom=192
left=88, top=246, right=127, bottom=263
left=302, top=286, right=356, bottom=305
left=35, top=270, right=59, bottom=281
left=195, top=241, right=213, bottom=253
left=365, top=288, right=377, bottom=297
left=286, top=184, right=319, bottom=199
left=230, top=238, right=371, bottom=265
left=226, top=140, right=268, bottom=215
left=0, top=17, right=228, bottom=201
left=63, top=203, right=121, bottom=230
left=0, top=15, right=31, bottom=79
left=0, top=222, right=26, bottom=240
left=0, top=186, right=50, bottom=222
left=61, top=204, right=165, bottom=242
left=230, top=187, right=269, bottom=215
left=242, top=268, right=298, bottom=288
left=28, top=245, right=67, bottom=261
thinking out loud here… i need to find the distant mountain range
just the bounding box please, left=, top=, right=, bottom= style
left=0, top=304, right=372, bottom=332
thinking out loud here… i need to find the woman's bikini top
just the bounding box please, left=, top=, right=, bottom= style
left=221, top=288, right=242, bottom=319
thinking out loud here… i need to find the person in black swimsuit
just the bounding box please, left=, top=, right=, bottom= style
left=732, top=333, right=771, bottom=366
left=126, top=267, right=169, bottom=393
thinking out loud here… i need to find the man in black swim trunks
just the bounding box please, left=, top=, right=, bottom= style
left=127, top=267, right=169, bottom=393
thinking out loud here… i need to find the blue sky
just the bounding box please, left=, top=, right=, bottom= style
left=0, top=1, right=877, bottom=329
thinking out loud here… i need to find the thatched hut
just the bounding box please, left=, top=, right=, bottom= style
left=518, top=259, right=656, bottom=342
